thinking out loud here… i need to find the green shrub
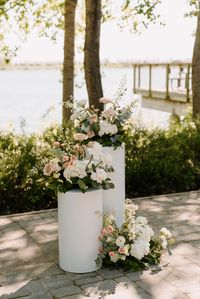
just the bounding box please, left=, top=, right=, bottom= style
left=0, top=123, right=77, bottom=215
left=125, top=116, right=200, bottom=197
left=1, top=116, right=200, bottom=215
left=0, top=131, right=53, bottom=215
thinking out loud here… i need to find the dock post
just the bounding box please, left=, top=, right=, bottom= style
left=149, top=64, right=152, bottom=98
left=166, top=64, right=170, bottom=100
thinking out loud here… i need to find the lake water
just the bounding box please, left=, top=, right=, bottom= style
left=0, top=67, right=185, bottom=133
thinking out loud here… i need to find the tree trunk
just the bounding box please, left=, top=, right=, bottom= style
left=84, top=0, right=103, bottom=110
left=62, top=0, right=78, bottom=126
left=192, top=4, right=200, bottom=118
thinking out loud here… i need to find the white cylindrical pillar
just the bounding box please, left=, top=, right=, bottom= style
left=103, top=145, right=125, bottom=227
left=58, top=189, right=102, bottom=273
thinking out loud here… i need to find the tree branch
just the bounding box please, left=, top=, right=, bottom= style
left=0, top=0, right=27, bottom=16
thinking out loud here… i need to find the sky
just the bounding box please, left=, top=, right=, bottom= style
left=12, top=0, right=197, bottom=63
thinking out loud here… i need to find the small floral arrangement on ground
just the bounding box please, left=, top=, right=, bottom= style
left=96, top=201, right=175, bottom=271
left=67, top=77, right=135, bottom=147
left=43, top=141, right=114, bottom=193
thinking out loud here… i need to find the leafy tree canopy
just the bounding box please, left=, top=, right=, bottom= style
left=0, top=0, right=162, bottom=62
left=185, top=0, right=199, bottom=18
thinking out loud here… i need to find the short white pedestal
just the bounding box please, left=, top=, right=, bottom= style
left=58, top=189, right=103, bottom=273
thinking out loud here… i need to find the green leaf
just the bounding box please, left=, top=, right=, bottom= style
left=77, top=179, right=88, bottom=192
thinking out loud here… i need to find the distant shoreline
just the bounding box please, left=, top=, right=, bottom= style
left=0, top=62, right=133, bottom=70
left=0, top=63, right=63, bottom=70
left=0, top=60, right=191, bottom=70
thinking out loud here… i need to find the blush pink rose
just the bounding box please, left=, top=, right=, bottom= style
left=99, top=97, right=114, bottom=104
left=53, top=141, right=60, bottom=147
left=63, top=156, right=69, bottom=162
left=73, top=133, right=88, bottom=141
left=89, top=115, right=98, bottom=124
left=101, top=228, right=107, bottom=235
left=118, top=247, right=125, bottom=254
left=109, top=251, right=116, bottom=257
left=107, top=225, right=114, bottom=234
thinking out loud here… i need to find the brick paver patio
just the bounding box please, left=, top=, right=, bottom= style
left=0, top=191, right=200, bottom=299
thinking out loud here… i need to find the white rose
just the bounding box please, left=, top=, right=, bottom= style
left=98, top=120, right=118, bottom=137
left=71, top=160, right=87, bottom=178
left=116, top=236, right=126, bottom=247
left=87, top=142, right=102, bottom=161
left=63, top=160, right=87, bottom=181
left=63, top=167, right=72, bottom=181
left=102, top=108, right=116, bottom=119
left=130, top=239, right=150, bottom=260
left=91, top=168, right=107, bottom=183
left=136, top=224, right=154, bottom=242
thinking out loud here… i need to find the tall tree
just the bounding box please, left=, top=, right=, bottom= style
left=84, top=0, right=161, bottom=109
left=84, top=0, right=103, bottom=110
left=0, top=0, right=161, bottom=121
left=192, top=4, right=200, bottom=117
left=62, top=0, right=78, bottom=124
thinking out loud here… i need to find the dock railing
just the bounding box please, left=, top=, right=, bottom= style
left=132, top=62, right=192, bottom=103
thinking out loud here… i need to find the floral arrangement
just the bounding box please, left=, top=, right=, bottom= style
left=43, top=141, right=114, bottom=193
left=67, top=78, right=135, bottom=147
left=96, top=201, right=174, bottom=271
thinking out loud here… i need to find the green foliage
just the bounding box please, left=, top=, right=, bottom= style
left=185, top=0, right=199, bottom=18
left=0, top=129, right=57, bottom=215
left=1, top=115, right=200, bottom=215
left=98, top=237, right=163, bottom=272
left=125, top=115, right=200, bottom=197
left=0, top=0, right=162, bottom=62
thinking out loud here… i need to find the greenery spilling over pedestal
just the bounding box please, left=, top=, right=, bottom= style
left=1, top=114, right=200, bottom=215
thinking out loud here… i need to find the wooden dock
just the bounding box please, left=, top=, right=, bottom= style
left=132, top=62, right=192, bottom=104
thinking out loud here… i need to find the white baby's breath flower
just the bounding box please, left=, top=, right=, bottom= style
left=116, top=236, right=126, bottom=247
left=64, top=100, right=73, bottom=109
left=53, top=173, right=60, bottom=179
left=160, top=227, right=172, bottom=239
